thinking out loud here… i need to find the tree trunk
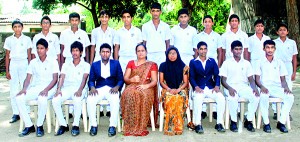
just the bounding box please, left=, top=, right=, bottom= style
left=286, top=0, right=300, bottom=66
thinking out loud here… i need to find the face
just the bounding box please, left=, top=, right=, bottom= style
left=71, top=48, right=82, bottom=59
left=178, top=14, right=189, bottom=25
left=100, top=14, right=110, bottom=25
left=69, top=17, right=80, bottom=29
left=203, top=18, right=213, bottom=29
left=255, top=23, right=264, bottom=34
left=150, top=8, right=161, bottom=19
left=198, top=45, right=208, bottom=57
left=264, top=44, right=276, bottom=56
left=12, top=23, right=23, bottom=35
left=122, top=13, right=132, bottom=26
left=168, top=49, right=178, bottom=62
left=41, top=19, right=51, bottom=31
left=231, top=46, right=243, bottom=58
left=100, top=48, right=111, bottom=61
left=277, top=27, right=289, bottom=37
left=229, top=18, right=239, bottom=29
left=136, top=45, right=147, bottom=59
left=37, top=44, right=48, bottom=58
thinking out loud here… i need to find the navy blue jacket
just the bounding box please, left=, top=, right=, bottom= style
left=88, top=60, right=124, bottom=90
left=189, top=58, right=220, bottom=90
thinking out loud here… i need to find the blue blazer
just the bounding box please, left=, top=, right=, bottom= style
left=189, top=58, right=220, bottom=90
left=88, top=59, right=124, bottom=90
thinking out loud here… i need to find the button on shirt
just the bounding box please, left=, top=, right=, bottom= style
left=4, top=34, right=31, bottom=60
left=170, top=24, right=197, bottom=55
left=193, top=30, right=222, bottom=61
left=142, top=20, right=171, bottom=53
left=61, top=60, right=90, bottom=88
left=32, top=32, right=60, bottom=59
left=273, top=37, right=298, bottom=62
left=219, top=58, right=253, bottom=87
left=27, top=57, right=59, bottom=88
left=255, top=57, right=287, bottom=87
left=91, top=26, right=115, bottom=59
left=248, top=34, right=270, bottom=60
left=114, top=26, right=142, bottom=57
left=101, top=60, right=110, bottom=79
left=60, top=28, right=91, bottom=58
left=221, top=29, right=249, bottom=60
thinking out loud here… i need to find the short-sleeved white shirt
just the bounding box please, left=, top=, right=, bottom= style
left=27, top=57, right=59, bottom=88
left=61, top=60, right=90, bottom=88
left=60, top=27, right=90, bottom=58
left=255, top=57, right=287, bottom=87
left=91, top=26, right=115, bottom=59
left=221, top=29, right=249, bottom=60
left=248, top=34, right=270, bottom=60
left=101, top=60, right=110, bottom=79
left=114, top=26, right=142, bottom=57
left=32, top=32, right=60, bottom=59
left=170, top=24, right=197, bottom=55
left=193, top=30, right=222, bottom=61
left=219, top=58, right=253, bottom=86
left=142, top=20, right=171, bottom=53
left=273, top=37, right=298, bottom=62
left=4, top=34, right=31, bottom=60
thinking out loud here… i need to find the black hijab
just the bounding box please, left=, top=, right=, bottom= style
left=159, top=46, right=186, bottom=89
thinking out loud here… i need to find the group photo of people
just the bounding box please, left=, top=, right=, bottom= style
left=3, top=1, right=298, bottom=140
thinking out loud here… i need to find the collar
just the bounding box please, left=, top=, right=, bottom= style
left=275, top=37, right=290, bottom=43
left=37, top=55, right=50, bottom=63
left=101, top=59, right=110, bottom=66
left=12, top=33, right=24, bottom=38
left=121, top=25, right=134, bottom=31
left=195, top=56, right=209, bottom=62
left=176, top=23, right=190, bottom=30
left=67, top=27, right=80, bottom=33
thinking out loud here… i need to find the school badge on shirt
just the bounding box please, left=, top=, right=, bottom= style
left=78, top=37, right=81, bottom=40
left=131, top=33, right=134, bottom=37
left=49, top=40, right=52, bottom=43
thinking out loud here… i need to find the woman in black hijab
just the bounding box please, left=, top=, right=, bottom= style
left=159, top=46, right=189, bottom=135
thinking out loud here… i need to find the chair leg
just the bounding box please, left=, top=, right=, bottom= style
left=65, top=104, right=69, bottom=125
left=186, top=105, right=191, bottom=123
left=55, top=117, right=59, bottom=133
left=257, top=107, right=262, bottom=129
left=209, top=103, right=213, bottom=122
left=97, top=105, right=100, bottom=125
left=82, top=101, right=88, bottom=132
left=19, top=118, right=24, bottom=133
left=117, top=111, right=121, bottom=132
left=159, top=103, right=164, bottom=132
left=225, top=100, right=230, bottom=129
left=150, top=106, right=155, bottom=131
left=276, top=102, right=281, bottom=122
left=34, top=106, right=38, bottom=125
left=252, top=113, right=256, bottom=129
left=240, top=102, right=245, bottom=122
left=46, top=101, right=52, bottom=133
left=287, top=114, right=291, bottom=129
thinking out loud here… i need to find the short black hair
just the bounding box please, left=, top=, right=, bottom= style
left=41, top=16, right=52, bottom=25
left=69, top=12, right=80, bottom=20
left=121, top=9, right=133, bottom=17
left=229, top=14, right=240, bottom=22
left=151, top=2, right=161, bottom=10
left=231, top=40, right=243, bottom=50
left=100, top=10, right=111, bottom=17
left=36, top=38, right=48, bottom=49
left=12, top=19, right=23, bottom=28
left=263, top=40, right=276, bottom=48
left=70, top=41, right=83, bottom=53
left=254, top=19, right=264, bottom=26
left=203, top=15, right=213, bottom=22
left=197, top=41, right=208, bottom=50
left=276, top=23, right=288, bottom=31
left=135, top=44, right=147, bottom=52
left=100, top=43, right=111, bottom=52
left=177, top=8, right=189, bottom=17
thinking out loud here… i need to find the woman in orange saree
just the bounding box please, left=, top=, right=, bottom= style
left=159, top=47, right=189, bottom=135
left=121, top=44, right=158, bottom=136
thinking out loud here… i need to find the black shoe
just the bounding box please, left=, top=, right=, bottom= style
left=100, top=111, right=104, bottom=117
left=215, top=123, right=225, bottom=132
left=55, top=125, right=69, bottom=136
left=106, top=111, right=111, bottom=117
left=9, top=114, right=20, bottom=123
left=195, top=125, right=204, bottom=134
left=230, top=121, right=238, bottom=132
left=263, top=124, right=271, bottom=133
left=19, top=125, right=35, bottom=137
left=36, top=126, right=44, bottom=137
left=276, top=122, right=288, bottom=133
left=108, top=126, right=116, bottom=137
left=273, top=113, right=277, bottom=120
left=244, top=118, right=255, bottom=132
left=201, top=111, right=207, bottom=119
left=90, top=126, right=98, bottom=136
left=71, top=126, right=80, bottom=136
left=213, top=112, right=217, bottom=120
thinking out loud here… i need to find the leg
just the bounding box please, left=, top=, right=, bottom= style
left=224, top=89, right=238, bottom=122
left=193, top=91, right=206, bottom=125
left=210, top=92, right=225, bottom=125
left=72, top=90, right=86, bottom=127
left=52, top=89, right=72, bottom=127
left=259, top=93, right=270, bottom=125
left=87, top=93, right=102, bottom=127
left=238, top=87, right=260, bottom=122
